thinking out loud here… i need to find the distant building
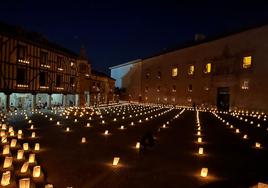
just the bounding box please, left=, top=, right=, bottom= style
left=110, top=24, right=268, bottom=112
left=0, top=22, right=115, bottom=111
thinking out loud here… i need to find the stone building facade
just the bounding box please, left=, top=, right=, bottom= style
left=0, top=22, right=115, bottom=111
left=110, top=24, right=268, bottom=112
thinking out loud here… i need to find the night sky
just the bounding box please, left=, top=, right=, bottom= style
left=0, top=0, right=267, bottom=74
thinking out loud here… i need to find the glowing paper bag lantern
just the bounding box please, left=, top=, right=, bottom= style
left=136, top=142, right=140, bottom=149
left=255, top=142, right=261, bottom=148
left=23, top=143, right=29, bottom=151
left=19, top=178, right=30, bottom=188
left=28, top=153, right=35, bottom=163
left=2, top=145, right=10, bottom=155
left=32, top=166, right=41, bottom=178
left=198, top=147, right=204, bottom=155
left=112, top=157, right=120, bottom=166
left=81, top=137, right=86, bottom=143
left=34, top=143, right=40, bottom=151
left=200, top=168, right=208, bottom=177
left=1, top=171, right=10, bottom=186
left=20, top=162, right=29, bottom=173
left=17, top=150, right=24, bottom=160
left=104, top=130, right=109, bottom=135
left=197, top=137, right=202, bottom=143
left=3, top=157, right=12, bottom=169
left=31, top=132, right=36, bottom=138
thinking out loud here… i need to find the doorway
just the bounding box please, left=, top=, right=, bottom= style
left=217, top=87, right=230, bottom=111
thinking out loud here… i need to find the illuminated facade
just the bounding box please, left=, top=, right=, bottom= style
left=0, top=22, right=115, bottom=111
left=110, top=24, right=268, bottom=112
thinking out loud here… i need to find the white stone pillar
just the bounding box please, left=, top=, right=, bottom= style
left=32, top=94, right=36, bottom=110
left=5, top=94, right=10, bottom=112
left=48, top=94, right=52, bottom=109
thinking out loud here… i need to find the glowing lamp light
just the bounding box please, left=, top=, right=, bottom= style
left=113, top=118, right=117, bottom=122
left=28, top=120, right=32, bottom=124
left=23, top=143, right=29, bottom=151
left=131, top=122, right=134, bottom=126
left=86, top=123, right=90, bottom=127
left=197, top=131, right=201, bottom=136
left=197, top=137, right=202, bottom=143
left=19, top=178, right=30, bottom=188
left=255, top=142, right=261, bottom=148
left=235, top=129, right=240, bottom=133
left=3, top=157, right=12, bottom=169
left=2, top=145, right=10, bottom=155
left=57, top=121, right=60, bottom=125
left=120, top=126, right=124, bottom=129
left=200, top=168, right=208, bottom=177
left=102, top=120, right=105, bottom=124
left=1, top=171, right=11, bottom=186
left=136, top=142, right=140, bottom=149
left=243, top=134, right=248, bottom=139
left=20, top=162, right=29, bottom=173
left=74, top=119, right=78, bottom=122
left=49, top=118, right=53, bottom=121
left=18, top=134, right=22, bottom=139
left=10, top=139, right=17, bottom=148
left=198, top=147, right=204, bottom=155
left=18, top=130, right=23, bottom=135
left=104, top=130, right=109, bottom=135
left=66, top=127, right=70, bottom=132
left=28, top=153, right=35, bottom=163
left=45, top=184, right=53, bottom=188
left=17, top=150, right=24, bottom=160
left=33, top=166, right=41, bottom=178
left=112, top=157, right=120, bottom=166
left=81, top=137, right=86, bottom=143
left=30, top=125, right=34, bottom=129
left=34, top=143, right=40, bottom=151
left=162, top=124, right=166, bottom=128
left=31, top=132, right=36, bottom=138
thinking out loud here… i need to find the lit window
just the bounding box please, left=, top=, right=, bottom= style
left=241, top=80, right=249, bottom=90
left=204, top=63, right=211, bottom=74
left=188, top=84, right=193, bottom=92
left=145, top=87, right=149, bottom=92
left=172, top=68, right=178, bottom=77
left=188, top=65, right=195, bottom=75
left=243, top=56, right=252, bottom=69
left=157, top=71, right=161, bottom=79
left=172, top=85, right=176, bottom=92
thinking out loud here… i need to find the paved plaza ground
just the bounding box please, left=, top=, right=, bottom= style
left=2, top=104, right=268, bottom=187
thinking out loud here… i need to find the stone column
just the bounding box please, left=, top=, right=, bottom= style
left=48, top=94, right=52, bottom=109
left=63, top=94, right=67, bottom=107
left=5, top=94, right=10, bottom=112
left=32, top=94, right=36, bottom=110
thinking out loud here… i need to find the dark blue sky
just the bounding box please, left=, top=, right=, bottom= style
left=0, top=0, right=267, bottom=74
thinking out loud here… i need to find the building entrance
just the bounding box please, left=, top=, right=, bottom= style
left=217, top=87, right=230, bottom=111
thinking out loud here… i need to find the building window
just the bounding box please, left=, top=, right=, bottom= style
left=171, top=67, right=178, bottom=77
left=146, top=73, right=150, bottom=79
left=241, top=79, right=249, bottom=90
left=188, top=65, right=195, bottom=75
left=243, top=56, right=252, bottom=69
left=56, top=75, right=61, bottom=87
left=157, top=71, right=161, bottom=79
left=57, top=56, right=62, bottom=68
left=172, top=85, right=176, bottom=92
left=39, top=71, right=46, bottom=86
left=18, top=45, right=26, bottom=59
left=17, top=68, right=26, bottom=84
left=188, top=84, right=193, bottom=92
left=157, top=86, right=160, bottom=92
left=145, top=86, right=149, bottom=92
left=204, top=63, right=211, bottom=74
left=40, top=51, right=48, bottom=63
left=70, top=77, right=75, bottom=87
